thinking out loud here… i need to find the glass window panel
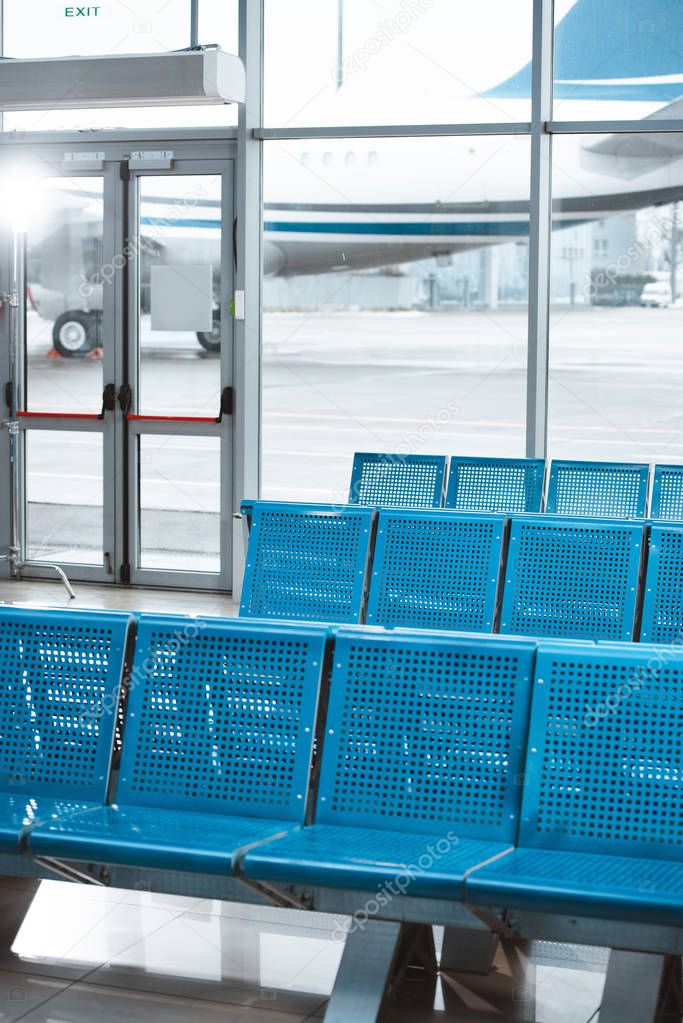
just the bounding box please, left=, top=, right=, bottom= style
left=138, top=434, right=220, bottom=573
left=552, top=0, right=683, bottom=121
left=26, top=176, right=104, bottom=413
left=200, top=0, right=239, bottom=52
left=2, top=1, right=237, bottom=130
left=549, top=133, right=683, bottom=462
left=264, top=0, right=532, bottom=127
left=26, top=430, right=103, bottom=566
left=263, top=136, right=530, bottom=502
left=138, top=175, right=223, bottom=417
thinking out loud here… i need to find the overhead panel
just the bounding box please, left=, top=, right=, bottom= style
left=0, top=48, right=245, bottom=110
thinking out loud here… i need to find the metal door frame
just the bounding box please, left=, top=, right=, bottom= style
left=0, top=147, right=119, bottom=584
left=124, top=155, right=234, bottom=591
left=0, top=133, right=237, bottom=590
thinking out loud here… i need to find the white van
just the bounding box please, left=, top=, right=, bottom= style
left=640, top=282, right=673, bottom=308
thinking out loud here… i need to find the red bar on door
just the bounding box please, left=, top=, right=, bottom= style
left=18, top=411, right=101, bottom=420
left=127, top=414, right=216, bottom=424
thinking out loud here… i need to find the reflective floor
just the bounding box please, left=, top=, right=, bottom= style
left=0, top=874, right=609, bottom=1023
left=0, top=580, right=609, bottom=1021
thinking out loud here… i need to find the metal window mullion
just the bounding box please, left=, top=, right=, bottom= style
left=0, top=0, right=9, bottom=576
left=190, top=0, right=199, bottom=48
left=11, top=232, right=26, bottom=564
left=255, top=122, right=531, bottom=140
left=0, top=0, right=3, bottom=134
left=549, top=119, right=683, bottom=134
left=526, top=0, right=554, bottom=459
left=233, top=0, right=263, bottom=599
left=0, top=219, right=10, bottom=577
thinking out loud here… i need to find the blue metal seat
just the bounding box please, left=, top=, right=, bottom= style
left=651, top=464, right=683, bottom=520
left=239, top=501, right=374, bottom=623
left=466, top=847, right=683, bottom=926
left=445, top=456, right=545, bottom=514
left=241, top=823, right=508, bottom=900
left=28, top=617, right=327, bottom=873
left=0, top=793, right=106, bottom=850
left=0, top=607, right=131, bottom=850
left=546, top=459, right=649, bottom=518
left=28, top=804, right=299, bottom=874
left=366, top=509, right=505, bottom=631
left=349, top=452, right=446, bottom=508
left=466, top=641, right=683, bottom=925
left=242, top=628, right=535, bottom=897
left=500, top=514, right=643, bottom=640
left=640, top=522, right=683, bottom=644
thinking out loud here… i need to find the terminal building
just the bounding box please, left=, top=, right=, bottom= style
left=0, top=2, right=682, bottom=1021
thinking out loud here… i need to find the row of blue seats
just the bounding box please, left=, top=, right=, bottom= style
left=1, top=606, right=681, bottom=937
left=240, top=501, right=682, bottom=644
left=350, top=452, right=683, bottom=520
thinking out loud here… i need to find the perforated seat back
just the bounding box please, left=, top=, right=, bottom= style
left=366, top=510, right=504, bottom=632
left=520, top=642, right=683, bottom=860
left=500, top=515, right=643, bottom=641
left=0, top=608, right=131, bottom=802
left=240, top=502, right=374, bottom=623
left=349, top=453, right=446, bottom=508
left=116, top=616, right=327, bottom=820
left=546, top=460, right=649, bottom=518
left=446, top=457, right=545, bottom=514
left=651, top=465, right=683, bottom=521
left=640, top=524, right=683, bottom=644
left=316, top=628, right=535, bottom=841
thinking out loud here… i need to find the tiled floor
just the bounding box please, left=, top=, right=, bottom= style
left=0, top=579, right=610, bottom=1022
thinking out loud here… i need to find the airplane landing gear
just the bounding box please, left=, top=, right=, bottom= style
left=196, top=309, right=221, bottom=353
left=52, top=310, right=100, bottom=358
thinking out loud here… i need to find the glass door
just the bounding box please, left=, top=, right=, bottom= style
left=3, top=143, right=235, bottom=591
left=125, top=161, right=234, bottom=589
left=17, top=168, right=118, bottom=581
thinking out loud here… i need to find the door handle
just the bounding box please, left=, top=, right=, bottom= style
left=98, top=383, right=117, bottom=420
left=118, top=384, right=132, bottom=416
left=216, top=387, right=234, bottom=423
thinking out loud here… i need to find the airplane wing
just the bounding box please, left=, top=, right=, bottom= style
left=582, top=99, right=683, bottom=179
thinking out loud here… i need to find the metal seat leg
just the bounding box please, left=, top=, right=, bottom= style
left=441, top=937, right=536, bottom=1022
left=440, top=925, right=498, bottom=974
left=600, top=950, right=682, bottom=1023
left=324, top=920, right=436, bottom=1023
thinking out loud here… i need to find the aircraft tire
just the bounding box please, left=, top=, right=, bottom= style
left=53, top=311, right=97, bottom=358
left=197, top=311, right=221, bottom=353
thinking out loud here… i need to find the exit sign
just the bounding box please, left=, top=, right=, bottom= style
left=65, top=6, right=102, bottom=15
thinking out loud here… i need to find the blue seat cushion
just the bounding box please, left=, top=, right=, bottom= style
left=28, top=804, right=297, bottom=875
left=242, top=824, right=512, bottom=899
left=466, top=847, right=683, bottom=927
left=0, top=791, right=102, bottom=852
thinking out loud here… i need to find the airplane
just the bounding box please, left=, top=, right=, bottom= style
left=24, top=0, right=683, bottom=356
